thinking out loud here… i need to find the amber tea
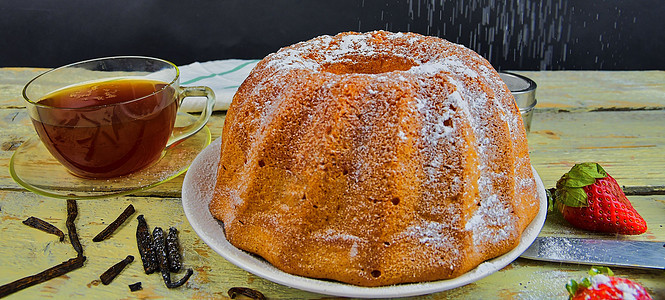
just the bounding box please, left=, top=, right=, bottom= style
left=31, top=78, right=178, bottom=178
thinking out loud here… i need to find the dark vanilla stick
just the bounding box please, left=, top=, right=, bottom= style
left=153, top=227, right=193, bottom=288
left=22, top=217, right=65, bottom=241
left=66, top=200, right=83, bottom=257
left=166, top=227, right=182, bottom=272
left=228, top=287, right=266, bottom=300
left=136, top=215, right=158, bottom=274
left=0, top=256, right=86, bottom=298
left=100, top=255, right=134, bottom=285
left=93, top=204, right=135, bottom=242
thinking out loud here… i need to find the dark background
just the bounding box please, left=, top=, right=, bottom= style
left=1, top=0, right=663, bottom=70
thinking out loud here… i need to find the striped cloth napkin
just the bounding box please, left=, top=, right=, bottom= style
left=178, top=59, right=259, bottom=112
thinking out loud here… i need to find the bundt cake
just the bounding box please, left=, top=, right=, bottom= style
left=209, top=31, right=539, bottom=287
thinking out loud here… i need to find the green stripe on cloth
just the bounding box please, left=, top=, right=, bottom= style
left=182, top=60, right=259, bottom=85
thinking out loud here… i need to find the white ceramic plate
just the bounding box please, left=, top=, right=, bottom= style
left=182, top=138, right=548, bottom=298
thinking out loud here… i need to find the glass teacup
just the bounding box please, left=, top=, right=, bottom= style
left=22, top=56, right=215, bottom=178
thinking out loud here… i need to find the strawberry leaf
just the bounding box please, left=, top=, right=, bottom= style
left=573, top=162, right=607, bottom=180
left=555, top=185, right=589, bottom=207
left=560, top=163, right=607, bottom=188
left=565, top=279, right=579, bottom=297
left=554, top=163, right=608, bottom=208
left=589, top=266, right=613, bottom=276
left=546, top=188, right=555, bottom=212
left=561, top=173, right=597, bottom=188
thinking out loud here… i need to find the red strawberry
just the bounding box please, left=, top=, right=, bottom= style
left=553, top=162, right=647, bottom=235
left=567, top=266, right=652, bottom=300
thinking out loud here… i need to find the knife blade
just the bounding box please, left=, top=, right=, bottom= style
left=520, top=236, right=665, bottom=270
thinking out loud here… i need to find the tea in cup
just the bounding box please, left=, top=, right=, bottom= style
left=22, top=56, right=215, bottom=178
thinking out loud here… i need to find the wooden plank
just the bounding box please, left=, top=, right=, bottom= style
left=1, top=68, right=664, bottom=299
left=2, top=108, right=664, bottom=193
left=514, top=70, right=665, bottom=110
left=528, top=110, right=665, bottom=189
left=0, top=68, right=48, bottom=108
left=1, top=192, right=662, bottom=299
left=4, top=68, right=665, bottom=111
left=0, top=192, right=323, bottom=299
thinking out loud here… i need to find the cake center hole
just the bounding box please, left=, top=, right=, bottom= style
left=322, top=54, right=417, bottom=75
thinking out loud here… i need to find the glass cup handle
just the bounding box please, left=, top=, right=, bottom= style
left=166, top=86, right=216, bottom=149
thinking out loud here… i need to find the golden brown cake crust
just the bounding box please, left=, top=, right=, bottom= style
left=210, top=31, right=539, bottom=287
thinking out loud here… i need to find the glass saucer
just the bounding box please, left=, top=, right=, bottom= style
left=9, top=112, right=211, bottom=199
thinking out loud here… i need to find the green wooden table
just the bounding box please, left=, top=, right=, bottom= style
left=0, top=68, right=663, bottom=299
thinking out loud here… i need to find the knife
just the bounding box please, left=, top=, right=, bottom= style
left=520, top=236, right=665, bottom=270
